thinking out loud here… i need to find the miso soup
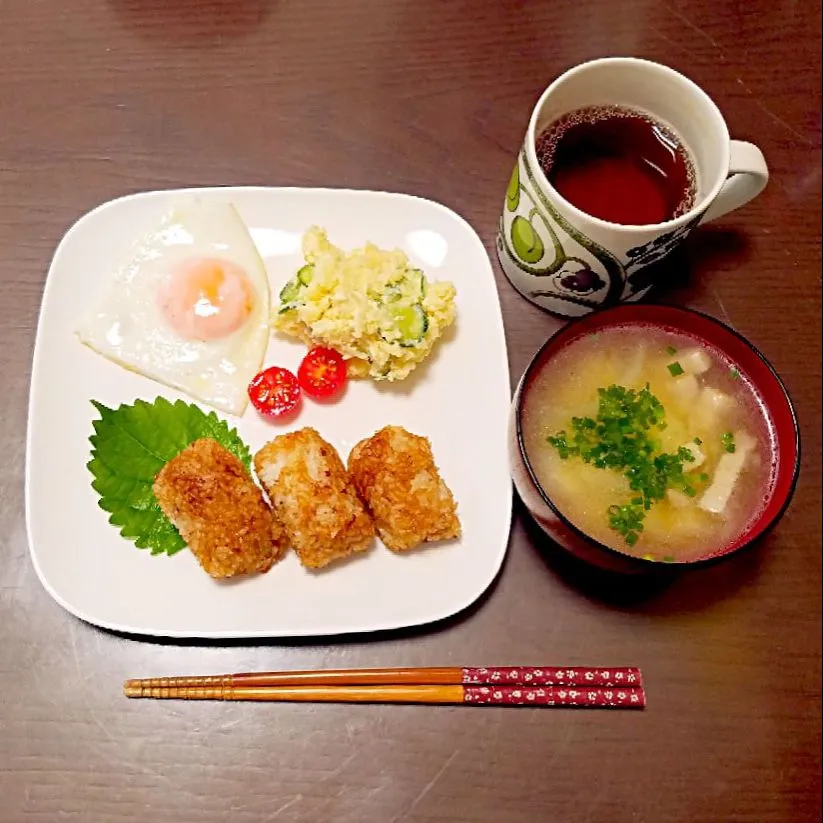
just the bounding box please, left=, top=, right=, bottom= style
left=521, top=326, right=776, bottom=561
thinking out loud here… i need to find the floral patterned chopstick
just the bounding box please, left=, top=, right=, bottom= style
left=123, top=682, right=645, bottom=708
left=125, top=665, right=642, bottom=690
left=123, top=666, right=645, bottom=708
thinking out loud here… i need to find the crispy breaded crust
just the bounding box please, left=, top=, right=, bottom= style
left=347, top=425, right=461, bottom=552
left=254, top=428, right=374, bottom=570
left=153, top=438, right=287, bottom=579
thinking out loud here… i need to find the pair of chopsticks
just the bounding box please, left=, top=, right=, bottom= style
left=124, top=666, right=645, bottom=709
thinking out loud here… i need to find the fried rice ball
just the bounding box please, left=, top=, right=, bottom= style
left=347, top=425, right=460, bottom=552
left=153, top=438, right=287, bottom=579
left=254, top=428, right=374, bottom=569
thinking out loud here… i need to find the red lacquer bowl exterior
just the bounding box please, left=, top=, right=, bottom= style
left=509, top=304, right=801, bottom=570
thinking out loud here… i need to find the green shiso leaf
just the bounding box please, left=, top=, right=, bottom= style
left=87, top=398, right=251, bottom=556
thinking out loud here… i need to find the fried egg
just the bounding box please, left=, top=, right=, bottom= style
left=77, top=200, right=270, bottom=415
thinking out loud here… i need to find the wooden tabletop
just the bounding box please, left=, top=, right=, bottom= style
left=1, top=1, right=820, bottom=821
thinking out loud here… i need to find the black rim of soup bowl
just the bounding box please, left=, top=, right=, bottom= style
left=515, top=303, right=802, bottom=567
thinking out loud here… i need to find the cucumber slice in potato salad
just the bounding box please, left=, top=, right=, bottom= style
left=392, top=303, right=428, bottom=347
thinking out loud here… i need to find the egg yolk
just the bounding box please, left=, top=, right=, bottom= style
left=158, top=257, right=254, bottom=341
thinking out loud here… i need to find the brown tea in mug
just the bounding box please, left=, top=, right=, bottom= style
left=535, top=106, right=697, bottom=225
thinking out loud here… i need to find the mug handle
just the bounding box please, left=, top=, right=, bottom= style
left=700, top=141, right=769, bottom=224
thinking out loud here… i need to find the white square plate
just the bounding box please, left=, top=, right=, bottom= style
left=26, top=187, right=512, bottom=638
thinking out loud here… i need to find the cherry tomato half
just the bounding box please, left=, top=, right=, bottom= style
left=298, top=347, right=347, bottom=399
left=248, top=366, right=301, bottom=418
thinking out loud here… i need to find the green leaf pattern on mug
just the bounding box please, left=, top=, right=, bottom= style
left=506, top=165, right=521, bottom=211
left=510, top=215, right=544, bottom=263
left=498, top=149, right=627, bottom=309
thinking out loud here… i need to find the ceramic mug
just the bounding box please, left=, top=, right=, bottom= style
left=496, top=57, right=769, bottom=317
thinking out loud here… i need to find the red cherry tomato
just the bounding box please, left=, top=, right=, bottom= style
left=298, top=347, right=347, bottom=399
left=248, top=366, right=301, bottom=418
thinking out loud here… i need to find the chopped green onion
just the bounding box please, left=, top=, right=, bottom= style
left=608, top=503, right=645, bottom=546
left=730, top=368, right=741, bottom=381
left=547, top=431, right=572, bottom=459
left=678, top=446, right=696, bottom=463
left=666, top=346, right=678, bottom=356
left=547, top=383, right=707, bottom=547
left=721, top=432, right=736, bottom=453
left=693, top=437, right=703, bottom=446
left=667, top=362, right=685, bottom=377
left=699, top=472, right=710, bottom=483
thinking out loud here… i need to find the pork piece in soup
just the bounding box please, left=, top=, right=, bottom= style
left=521, top=326, right=776, bottom=561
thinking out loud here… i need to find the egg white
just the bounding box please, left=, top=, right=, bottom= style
left=76, top=199, right=270, bottom=415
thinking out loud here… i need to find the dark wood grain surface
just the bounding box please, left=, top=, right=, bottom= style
left=1, top=1, right=820, bottom=821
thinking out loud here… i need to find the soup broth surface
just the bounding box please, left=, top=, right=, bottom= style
left=521, top=326, right=776, bottom=561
